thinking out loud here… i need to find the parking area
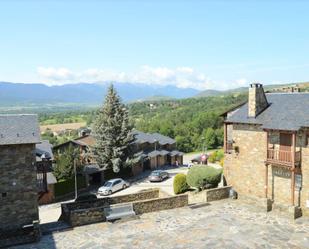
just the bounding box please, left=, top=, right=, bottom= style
left=39, top=166, right=189, bottom=224
left=107, top=166, right=189, bottom=197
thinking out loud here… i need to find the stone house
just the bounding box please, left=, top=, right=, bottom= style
left=223, top=83, right=309, bottom=217
left=0, top=114, right=41, bottom=246
left=132, top=131, right=184, bottom=175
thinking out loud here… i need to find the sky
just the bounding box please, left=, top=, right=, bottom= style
left=1, top=0, right=309, bottom=90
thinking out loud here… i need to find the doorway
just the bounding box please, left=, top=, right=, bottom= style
left=279, top=133, right=292, bottom=162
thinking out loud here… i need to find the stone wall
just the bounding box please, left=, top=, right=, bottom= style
left=206, top=186, right=231, bottom=202
left=69, top=207, right=106, bottom=227
left=0, top=144, right=39, bottom=231
left=188, top=186, right=231, bottom=204
left=61, top=189, right=160, bottom=223
left=70, top=194, right=188, bottom=225
left=133, top=194, right=188, bottom=215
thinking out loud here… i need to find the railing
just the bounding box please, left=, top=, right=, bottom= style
left=37, top=172, right=48, bottom=193
left=266, top=149, right=301, bottom=167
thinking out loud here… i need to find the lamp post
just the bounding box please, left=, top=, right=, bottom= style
left=154, top=139, right=158, bottom=168
left=74, top=158, right=78, bottom=200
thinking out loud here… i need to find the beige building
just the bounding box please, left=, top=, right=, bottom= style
left=223, top=83, right=309, bottom=217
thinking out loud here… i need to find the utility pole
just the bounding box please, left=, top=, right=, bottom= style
left=154, top=139, right=158, bottom=168
left=74, top=158, right=78, bottom=200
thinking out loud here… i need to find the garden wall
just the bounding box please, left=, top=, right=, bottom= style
left=188, top=186, right=232, bottom=204
left=60, top=189, right=189, bottom=227
left=60, top=189, right=160, bottom=224
left=205, top=186, right=231, bottom=202
left=133, top=194, right=188, bottom=215
left=69, top=207, right=106, bottom=227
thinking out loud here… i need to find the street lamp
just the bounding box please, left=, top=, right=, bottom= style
left=154, top=139, right=158, bottom=168
left=74, top=159, right=78, bottom=200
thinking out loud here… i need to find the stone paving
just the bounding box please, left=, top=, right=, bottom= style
left=14, top=199, right=309, bottom=249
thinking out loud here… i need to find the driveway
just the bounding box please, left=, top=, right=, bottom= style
left=17, top=199, right=309, bottom=249
left=108, top=166, right=189, bottom=197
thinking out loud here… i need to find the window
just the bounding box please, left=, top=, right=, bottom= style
left=1, top=192, right=7, bottom=198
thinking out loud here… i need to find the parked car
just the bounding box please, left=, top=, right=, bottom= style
left=149, top=170, right=169, bottom=182
left=98, top=178, right=129, bottom=196
left=75, top=193, right=97, bottom=202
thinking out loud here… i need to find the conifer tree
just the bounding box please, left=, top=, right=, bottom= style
left=93, top=84, right=133, bottom=172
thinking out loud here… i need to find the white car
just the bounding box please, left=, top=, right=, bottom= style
left=98, top=178, right=129, bottom=196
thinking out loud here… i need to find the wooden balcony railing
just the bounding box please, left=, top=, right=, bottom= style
left=266, top=149, right=301, bottom=167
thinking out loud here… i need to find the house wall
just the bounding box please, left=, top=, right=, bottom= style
left=150, top=157, right=157, bottom=169
left=224, top=124, right=309, bottom=214
left=0, top=144, right=39, bottom=231
left=224, top=123, right=267, bottom=199
left=158, top=156, right=166, bottom=167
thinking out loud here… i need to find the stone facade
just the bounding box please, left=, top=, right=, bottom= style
left=224, top=123, right=267, bottom=198
left=224, top=123, right=309, bottom=215
left=0, top=144, right=39, bottom=231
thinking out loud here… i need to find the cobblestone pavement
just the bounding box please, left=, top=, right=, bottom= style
left=15, top=199, right=309, bottom=249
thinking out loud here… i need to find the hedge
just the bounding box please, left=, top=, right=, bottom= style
left=173, top=173, right=189, bottom=195
left=54, top=176, right=87, bottom=197
left=186, top=166, right=222, bottom=190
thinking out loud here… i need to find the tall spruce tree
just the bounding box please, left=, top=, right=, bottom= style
left=93, top=85, right=133, bottom=173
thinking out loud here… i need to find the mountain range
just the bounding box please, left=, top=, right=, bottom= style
left=1, top=81, right=308, bottom=108
left=0, top=82, right=199, bottom=105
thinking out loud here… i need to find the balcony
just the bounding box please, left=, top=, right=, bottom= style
left=266, top=149, right=301, bottom=168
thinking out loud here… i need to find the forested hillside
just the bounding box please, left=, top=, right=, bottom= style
left=129, top=94, right=247, bottom=152
left=38, top=93, right=247, bottom=152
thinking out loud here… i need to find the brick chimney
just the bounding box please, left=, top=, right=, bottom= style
left=248, top=83, right=268, bottom=117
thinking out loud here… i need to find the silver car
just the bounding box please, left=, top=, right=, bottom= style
left=98, top=178, right=129, bottom=196
left=149, top=170, right=169, bottom=182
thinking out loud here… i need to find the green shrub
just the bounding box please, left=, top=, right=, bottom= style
left=54, top=176, right=86, bottom=197
left=186, top=166, right=222, bottom=190
left=173, top=173, right=189, bottom=194
left=208, top=149, right=224, bottom=163
left=208, top=152, right=217, bottom=163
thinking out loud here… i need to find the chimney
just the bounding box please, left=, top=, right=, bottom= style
left=248, top=83, right=268, bottom=117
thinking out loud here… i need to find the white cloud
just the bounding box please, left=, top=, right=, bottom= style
left=37, top=65, right=215, bottom=90
left=37, top=65, right=254, bottom=90
left=37, top=67, right=74, bottom=81
left=235, top=78, right=248, bottom=87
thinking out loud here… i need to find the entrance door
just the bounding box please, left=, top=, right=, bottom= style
left=279, top=133, right=292, bottom=162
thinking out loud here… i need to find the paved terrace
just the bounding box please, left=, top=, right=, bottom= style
left=14, top=199, right=309, bottom=249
